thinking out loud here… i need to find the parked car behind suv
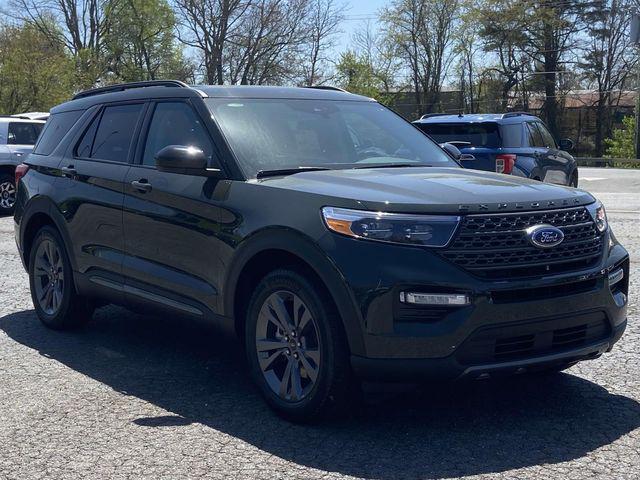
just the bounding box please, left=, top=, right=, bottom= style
left=14, top=81, right=628, bottom=422
left=0, top=116, right=45, bottom=214
left=413, top=113, right=578, bottom=187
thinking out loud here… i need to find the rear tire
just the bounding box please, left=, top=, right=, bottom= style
left=245, top=269, right=355, bottom=422
left=28, top=226, right=94, bottom=330
left=0, top=173, right=16, bottom=216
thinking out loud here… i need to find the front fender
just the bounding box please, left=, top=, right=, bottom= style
left=223, top=227, right=367, bottom=356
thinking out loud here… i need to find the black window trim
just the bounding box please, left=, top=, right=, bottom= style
left=132, top=97, right=224, bottom=173
left=525, top=121, right=544, bottom=148
left=535, top=121, right=557, bottom=149
left=72, top=100, right=149, bottom=166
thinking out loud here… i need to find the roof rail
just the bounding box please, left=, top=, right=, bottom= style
left=420, top=113, right=452, bottom=120
left=0, top=114, right=31, bottom=119
left=303, top=85, right=349, bottom=93
left=502, top=111, right=534, bottom=118
left=72, top=80, right=190, bottom=100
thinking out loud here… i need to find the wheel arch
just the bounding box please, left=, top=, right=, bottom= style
left=0, top=164, right=16, bottom=177
left=224, top=228, right=366, bottom=356
left=20, top=197, right=77, bottom=274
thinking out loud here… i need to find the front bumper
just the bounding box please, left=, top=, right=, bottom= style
left=351, top=320, right=626, bottom=381
left=318, top=231, right=629, bottom=381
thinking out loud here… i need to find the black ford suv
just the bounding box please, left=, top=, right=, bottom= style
left=14, top=81, right=629, bottom=421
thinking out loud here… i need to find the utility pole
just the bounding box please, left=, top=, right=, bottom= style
left=631, top=14, right=640, bottom=158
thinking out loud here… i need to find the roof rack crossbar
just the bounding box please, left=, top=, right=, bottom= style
left=72, top=80, right=190, bottom=100
left=303, top=85, right=348, bottom=93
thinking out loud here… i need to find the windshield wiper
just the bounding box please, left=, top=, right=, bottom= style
left=256, top=166, right=330, bottom=179
left=353, top=163, right=432, bottom=169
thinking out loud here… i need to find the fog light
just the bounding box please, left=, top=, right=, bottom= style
left=399, top=292, right=470, bottom=305
left=608, top=268, right=624, bottom=287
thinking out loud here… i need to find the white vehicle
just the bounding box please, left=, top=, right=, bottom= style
left=0, top=115, right=46, bottom=214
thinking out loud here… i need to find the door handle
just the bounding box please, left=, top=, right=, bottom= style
left=61, top=165, right=77, bottom=177
left=131, top=179, right=152, bottom=193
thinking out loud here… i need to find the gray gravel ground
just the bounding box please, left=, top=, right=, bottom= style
left=0, top=167, right=638, bottom=480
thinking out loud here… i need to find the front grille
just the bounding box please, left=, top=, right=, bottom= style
left=456, top=312, right=610, bottom=365
left=441, top=206, right=604, bottom=278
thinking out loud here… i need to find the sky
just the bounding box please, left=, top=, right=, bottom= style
left=335, top=0, right=388, bottom=53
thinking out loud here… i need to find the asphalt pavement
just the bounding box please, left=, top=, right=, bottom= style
left=0, top=167, right=638, bottom=479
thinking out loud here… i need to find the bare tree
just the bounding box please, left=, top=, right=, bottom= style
left=174, top=0, right=250, bottom=84
left=301, top=0, right=345, bottom=86
left=9, top=0, right=113, bottom=85
left=225, top=0, right=310, bottom=85
left=581, top=0, right=636, bottom=155
left=382, top=0, right=459, bottom=115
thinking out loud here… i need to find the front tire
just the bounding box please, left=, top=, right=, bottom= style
left=0, top=173, right=16, bottom=216
left=28, top=226, right=94, bottom=330
left=569, top=170, right=579, bottom=188
left=245, top=269, right=354, bottom=422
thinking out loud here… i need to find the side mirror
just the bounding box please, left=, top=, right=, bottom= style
left=440, top=142, right=462, bottom=160
left=155, top=145, right=221, bottom=176
left=559, top=138, right=573, bottom=151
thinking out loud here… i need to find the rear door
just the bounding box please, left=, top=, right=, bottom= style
left=534, top=121, right=573, bottom=185
left=57, top=102, right=146, bottom=291
left=121, top=99, right=226, bottom=319
left=525, top=121, right=568, bottom=184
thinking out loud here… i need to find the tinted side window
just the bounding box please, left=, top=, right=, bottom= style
left=142, top=102, right=213, bottom=166
left=526, top=122, right=545, bottom=148
left=33, top=111, right=83, bottom=155
left=500, top=124, right=522, bottom=148
left=7, top=122, right=43, bottom=145
left=417, top=122, right=500, bottom=148
left=536, top=122, right=556, bottom=148
left=90, top=104, right=143, bottom=162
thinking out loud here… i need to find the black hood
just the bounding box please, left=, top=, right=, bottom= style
left=257, top=167, right=595, bottom=214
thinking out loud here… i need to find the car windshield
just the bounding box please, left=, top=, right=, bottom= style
left=205, top=98, right=457, bottom=178
left=416, top=122, right=500, bottom=148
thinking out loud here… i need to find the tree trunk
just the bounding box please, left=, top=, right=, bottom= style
left=543, top=23, right=558, bottom=138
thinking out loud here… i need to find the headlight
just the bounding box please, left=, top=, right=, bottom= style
left=321, top=207, right=460, bottom=247
left=587, top=201, right=608, bottom=233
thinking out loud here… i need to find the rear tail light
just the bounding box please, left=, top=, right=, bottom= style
left=15, top=163, right=30, bottom=186
left=495, top=154, right=516, bottom=174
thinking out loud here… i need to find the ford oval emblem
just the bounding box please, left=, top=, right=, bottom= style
left=526, top=224, right=564, bottom=248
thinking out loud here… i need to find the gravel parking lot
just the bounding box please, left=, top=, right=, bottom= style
left=0, top=167, right=638, bottom=480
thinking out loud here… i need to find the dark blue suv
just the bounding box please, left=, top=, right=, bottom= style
left=413, top=112, right=578, bottom=187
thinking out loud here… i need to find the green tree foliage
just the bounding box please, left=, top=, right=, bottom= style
left=104, top=0, right=194, bottom=82
left=604, top=115, right=635, bottom=159
left=0, top=22, right=75, bottom=114
left=335, top=51, right=392, bottom=105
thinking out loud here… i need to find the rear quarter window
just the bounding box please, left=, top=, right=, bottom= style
left=417, top=122, right=500, bottom=148
left=500, top=124, right=522, bottom=148
left=33, top=110, right=83, bottom=155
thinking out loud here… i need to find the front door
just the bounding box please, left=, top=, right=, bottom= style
left=121, top=99, right=226, bottom=319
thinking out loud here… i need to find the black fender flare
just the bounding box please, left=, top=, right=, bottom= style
left=222, top=227, right=366, bottom=356
left=19, top=196, right=78, bottom=273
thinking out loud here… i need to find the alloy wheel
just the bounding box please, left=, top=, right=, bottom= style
left=33, top=239, right=65, bottom=315
left=0, top=181, right=15, bottom=210
left=255, top=290, right=321, bottom=402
